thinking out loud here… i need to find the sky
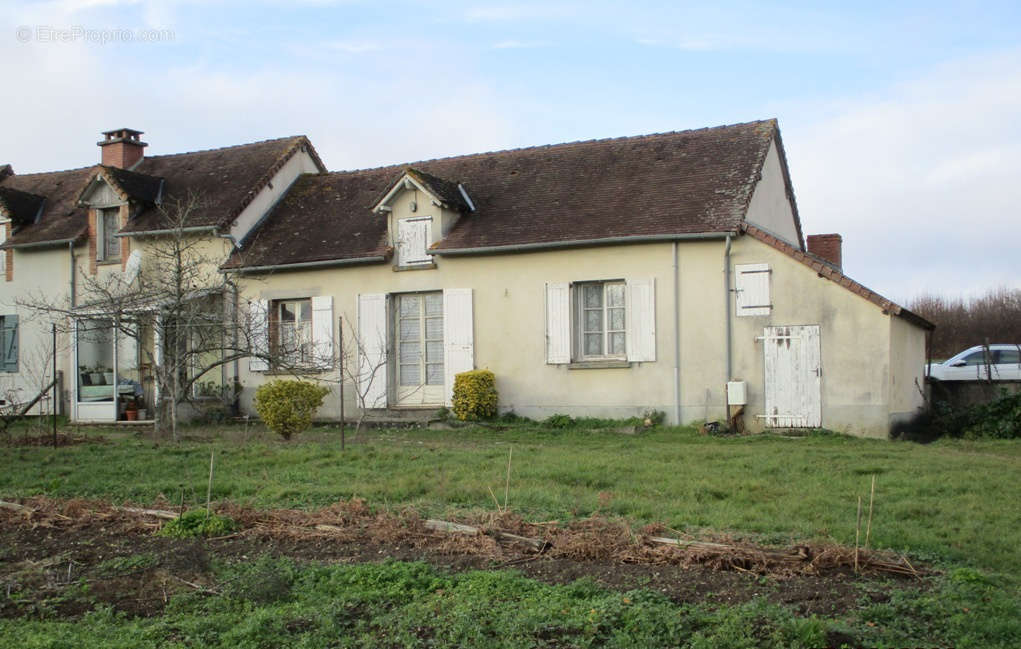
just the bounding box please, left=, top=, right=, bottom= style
left=2, top=0, right=1019, bottom=303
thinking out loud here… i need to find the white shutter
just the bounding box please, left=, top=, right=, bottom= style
left=735, top=263, right=771, bottom=316
left=311, top=295, right=334, bottom=369
left=443, top=288, right=474, bottom=407
left=625, top=277, right=656, bottom=362
left=249, top=299, right=269, bottom=371
left=398, top=218, right=431, bottom=265
left=357, top=293, right=388, bottom=408
left=545, top=282, right=570, bottom=364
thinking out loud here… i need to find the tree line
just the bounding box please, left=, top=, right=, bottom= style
left=908, top=286, right=1021, bottom=360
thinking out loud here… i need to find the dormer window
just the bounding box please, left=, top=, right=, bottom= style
left=98, top=208, right=121, bottom=262
left=397, top=217, right=432, bottom=266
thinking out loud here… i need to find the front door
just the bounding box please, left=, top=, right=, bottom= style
left=395, top=292, right=445, bottom=406
left=762, top=325, right=822, bottom=428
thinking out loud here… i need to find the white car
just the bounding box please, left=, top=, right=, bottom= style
left=928, top=344, right=1021, bottom=381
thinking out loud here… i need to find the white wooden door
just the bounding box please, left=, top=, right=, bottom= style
left=761, top=325, right=821, bottom=428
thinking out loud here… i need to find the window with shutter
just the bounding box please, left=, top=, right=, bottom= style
left=544, top=278, right=655, bottom=365
left=397, top=217, right=432, bottom=266
left=735, top=263, right=771, bottom=316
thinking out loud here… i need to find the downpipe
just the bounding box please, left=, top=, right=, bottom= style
left=673, top=241, right=681, bottom=426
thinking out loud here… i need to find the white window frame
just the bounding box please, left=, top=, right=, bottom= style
left=97, top=208, right=121, bottom=262
left=275, top=298, right=313, bottom=367
left=397, top=216, right=432, bottom=266
left=573, top=280, right=627, bottom=361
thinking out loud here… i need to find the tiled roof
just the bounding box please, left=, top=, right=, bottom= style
left=406, top=168, right=471, bottom=212
left=0, top=166, right=95, bottom=247
left=0, top=186, right=46, bottom=227
left=102, top=166, right=163, bottom=205
left=227, top=119, right=784, bottom=269
left=742, top=223, right=934, bottom=330
left=225, top=171, right=391, bottom=270
left=0, top=135, right=326, bottom=246
left=121, top=135, right=325, bottom=233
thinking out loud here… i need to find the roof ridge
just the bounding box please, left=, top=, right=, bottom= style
left=0, top=164, right=95, bottom=180
left=327, top=118, right=777, bottom=176
left=144, top=134, right=306, bottom=161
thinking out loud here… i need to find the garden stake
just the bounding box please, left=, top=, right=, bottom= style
left=854, top=494, right=862, bottom=574
left=205, top=448, right=215, bottom=520
left=504, top=446, right=513, bottom=511
left=865, top=475, right=876, bottom=550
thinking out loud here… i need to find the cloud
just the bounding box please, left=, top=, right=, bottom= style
left=784, top=49, right=1021, bottom=300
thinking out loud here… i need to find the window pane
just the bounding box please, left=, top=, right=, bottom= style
left=608, top=307, right=625, bottom=331
left=425, top=293, right=443, bottom=315
left=426, top=341, right=443, bottom=363
left=400, top=342, right=421, bottom=363
left=584, top=309, right=602, bottom=333
left=103, top=211, right=119, bottom=259
left=606, top=283, right=625, bottom=307
left=585, top=333, right=602, bottom=356
left=996, top=350, right=1019, bottom=364
left=399, top=318, right=419, bottom=342
left=400, top=364, right=420, bottom=386
left=425, top=316, right=443, bottom=340
left=583, top=285, right=603, bottom=308
left=280, top=303, right=296, bottom=323
left=299, top=300, right=312, bottom=321
left=609, top=332, right=626, bottom=355
left=399, top=295, right=420, bottom=316
left=426, top=363, right=444, bottom=385
left=962, top=352, right=987, bottom=366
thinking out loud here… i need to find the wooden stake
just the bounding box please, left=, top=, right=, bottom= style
left=205, top=450, right=215, bottom=520
left=865, top=475, right=876, bottom=550
left=503, top=446, right=513, bottom=511
left=854, top=494, right=862, bottom=574
left=487, top=485, right=503, bottom=513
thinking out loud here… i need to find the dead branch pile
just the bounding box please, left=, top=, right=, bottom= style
left=0, top=497, right=922, bottom=579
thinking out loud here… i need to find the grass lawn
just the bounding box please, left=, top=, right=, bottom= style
left=2, top=422, right=1020, bottom=647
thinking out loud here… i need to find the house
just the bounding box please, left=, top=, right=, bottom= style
left=222, top=119, right=932, bottom=438
left=0, top=128, right=325, bottom=422
left=0, top=120, right=932, bottom=437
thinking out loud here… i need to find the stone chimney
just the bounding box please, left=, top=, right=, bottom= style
left=98, top=128, right=147, bottom=169
left=807, top=234, right=842, bottom=270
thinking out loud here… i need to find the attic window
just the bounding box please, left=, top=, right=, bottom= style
left=98, top=208, right=121, bottom=262
left=397, top=217, right=432, bottom=266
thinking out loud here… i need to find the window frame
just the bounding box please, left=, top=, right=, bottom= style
left=97, top=207, right=121, bottom=263
left=271, top=297, right=314, bottom=367
left=572, top=280, right=627, bottom=361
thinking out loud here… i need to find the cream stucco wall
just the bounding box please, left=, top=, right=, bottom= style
left=234, top=233, right=926, bottom=438
left=745, top=139, right=800, bottom=247
left=889, top=314, right=927, bottom=424
left=728, top=236, right=927, bottom=438
left=0, top=245, right=74, bottom=415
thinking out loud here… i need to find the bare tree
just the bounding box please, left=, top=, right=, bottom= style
left=17, top=193, right=270, bottom=442
left=338, top=317, right=391, bottom=439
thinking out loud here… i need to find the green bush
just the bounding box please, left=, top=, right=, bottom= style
left=543, top=413, right=575, bottom=429
left=451, top=370, right=498, bottom=421
left=159, top=509, right=236, bottom=538
left=254, top=380, right=330, bottom=440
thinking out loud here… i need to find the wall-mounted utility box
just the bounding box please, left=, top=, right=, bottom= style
left=726, top=381, right=748, bottom=406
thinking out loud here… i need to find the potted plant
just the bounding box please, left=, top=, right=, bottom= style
left=124, top=397, right=139, bottom=421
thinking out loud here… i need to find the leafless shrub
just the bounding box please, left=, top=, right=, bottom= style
left=909, top=286, right=1021, bottom=359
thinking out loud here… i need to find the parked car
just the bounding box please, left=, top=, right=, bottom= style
left=927, top=344, right=1021, bottom=381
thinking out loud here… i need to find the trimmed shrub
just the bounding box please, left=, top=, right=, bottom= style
left=254, top=379, right=330, bottom=440
left=452, top=370, right=498, bottom=421
left=159, top=509, right=236, bottom=538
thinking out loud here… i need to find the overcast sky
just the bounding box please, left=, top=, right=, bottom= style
left=2, top=0, right=1019, bottom=303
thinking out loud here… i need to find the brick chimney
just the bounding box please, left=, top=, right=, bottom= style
left=97, top=128, right=147, bottom=169
left=807, top=233, right=842, bottom=270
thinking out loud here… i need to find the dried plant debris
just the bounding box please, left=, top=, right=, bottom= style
left=0, top=497, right=923, bottom=579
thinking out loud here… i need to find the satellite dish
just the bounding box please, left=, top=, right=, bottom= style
left=124, top=250, right=142, bottom=284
